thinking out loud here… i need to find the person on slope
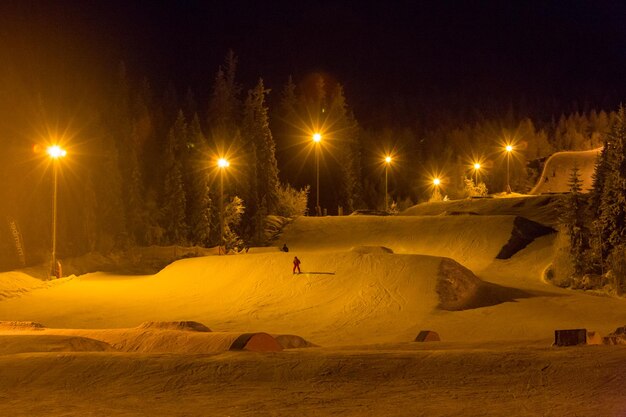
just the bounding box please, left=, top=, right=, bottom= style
left=293, top=256, right=301, bottom=274
left=282, top=243, right=289, bottom=252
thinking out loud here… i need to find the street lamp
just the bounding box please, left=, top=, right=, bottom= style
left=432, top=177, right=442, bottom=201
left=505, top=145, right=513, bottom=193
left=47, top=145, right=66, bottom=278
left=473, top=162, right=481, bottom=185
left=312, top=133, right=322, bottom=216
left=384, top=155, right=392, bottom=211
left=217, top=157, right=229, bottom=254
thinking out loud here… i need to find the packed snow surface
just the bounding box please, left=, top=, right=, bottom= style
left=2, top=190, right=626, bottom=416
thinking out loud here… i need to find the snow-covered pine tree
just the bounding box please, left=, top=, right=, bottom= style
left=244, top=79, right=280, bottom=213
left=161, top=111, right=188, bottom=245
left=597, top=105, right=626, bottom=257
left=184, top=114, right=212, bottom=246
left=559, top=165, right=590, bottom=275
left=207, top=50, right=241, bottom=142
left=328, top=84, right=363, bottom=213
left=589, top=142, right=609, bottom=218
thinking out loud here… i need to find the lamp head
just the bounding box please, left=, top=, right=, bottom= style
left=217, top=158, right=229, bottom=168
left=312, top=133, right=322, bottom=143
left=47, top=145, right=67, bottom=159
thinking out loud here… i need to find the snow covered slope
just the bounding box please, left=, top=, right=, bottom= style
left=530, top=148, right=601, bottom=194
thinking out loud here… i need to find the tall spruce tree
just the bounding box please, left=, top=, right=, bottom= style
left=559, top=165, right=590, bottom=275
left=589, top=143, right=609, bottom=218
left=185, top=114, right=213, bottom=245
left=161, top=111, right=188, bottom=245
left=597, top=105, right=626, bottom=256
left=328, top=84, right=363, bottom=212
left=242, top=79, right=280, bottom=242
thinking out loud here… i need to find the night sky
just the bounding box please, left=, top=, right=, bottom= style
left=1, top=0, right=625, bottom=123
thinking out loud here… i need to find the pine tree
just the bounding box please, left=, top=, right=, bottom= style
left=589, top=143, right=609, bottom=218
left=207, top=50, right=241, bottom=141
left=161, top=111, right=188, bottom=245
left=597, top=105, right=626, bottom=256
left=328, top=83, right=363, bottom=212
left=185, top=114, right=212, bottom=245
left=559, top=165, right=590, bottom=275
left=242, top=79, right=280, bottom=236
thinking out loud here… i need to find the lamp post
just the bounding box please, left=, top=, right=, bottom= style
left=312, top=133, right=322, bottom=216
left=505, top=145, right=513, bottom=193
left=47, top=145, right=66, bottom=278
left=433, top=177, right=441, bottom=201
left=217, top=157, right=229, bottom=254
left=384, top=156, right=392, bottom=211
left=473, top=162, right=481, bottom=185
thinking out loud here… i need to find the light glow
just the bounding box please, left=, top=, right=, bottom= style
left=385, top=156, right=392, bottom=164
left=473, top=162, right=481, bottom=170
left=312, top=133, right=322, bottom=143
left=433, top=178, right=441, bottom=186
left=505, top=145, right=513, bottom=152
left=217, top=158, right=230, bottom=168
left=47, top=145, right=67, bottom=159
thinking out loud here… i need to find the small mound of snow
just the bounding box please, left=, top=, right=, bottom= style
left=0, top=334, right=114, bottom=354
left=436, top=258, right=482, bottom=310
left=137, top=321, right=211, bottom=332
left=274, top=334, right=318, bottom=349
left=350, top=246, right=394, bottom=254
left=603, top=325, right=626, bottom=345
left=436, top=258, right=533, bottom=310
left=0, top=321, right=46, bottom=330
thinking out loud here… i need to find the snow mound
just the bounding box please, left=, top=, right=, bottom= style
left=436, top=258, right=482, bottom=310
left=0, top=321, right=46, bottom=330
left=280, top=215, right=517, bottom=272
left=436, top=258, right=533, bottom=311
left=0, top=334, right=114, bottom=354
left=603, top=325, right=626, bottom=345
left=274, top=334, right=318, bottom=349
left=350, top=246, right=394, bottom=254
left=137, top=321, right=211, bottom=332
left=0, top=272, right=49, bottom=300
left=496, top=216, right=556, bottom=259
left=95, top=330, right=283, bottom=353
left=229, top=332, right=283, bottom=352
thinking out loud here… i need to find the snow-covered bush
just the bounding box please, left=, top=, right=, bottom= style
left=274, top=183, right=309, bottom=218
left=223, top=196, right=245, bottom=251
left=463, top=177, right=488, bottom=197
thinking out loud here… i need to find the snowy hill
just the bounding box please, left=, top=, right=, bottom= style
left=530, top=148, right=601, bottom=194
left=2, top=203, right=626, bottom=346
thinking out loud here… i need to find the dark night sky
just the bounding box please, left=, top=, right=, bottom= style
left=1, top=0, right=626, bottom=123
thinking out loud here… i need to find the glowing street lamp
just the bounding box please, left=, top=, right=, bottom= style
left=473, top=162, right=481, bottom=185
left=217, top=157, right=229, bottom=254
left=312, top=133, right=322, bottom=216
left=384, top=155, right=392, bottom=211
left=432, top=177, right=442, bottom=201
left=505, top=144, right=513, bottom=193
left=47, top=145, right=67, bottom=278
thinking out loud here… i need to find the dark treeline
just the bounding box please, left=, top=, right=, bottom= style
left=0, top=50, right=621, bottom=269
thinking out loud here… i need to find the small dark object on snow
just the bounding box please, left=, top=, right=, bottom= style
left=415, top=330, right=440, bottom=342
left=282, top=243, right=289, bottom=252
left=554, top=329, right=587, bottom=346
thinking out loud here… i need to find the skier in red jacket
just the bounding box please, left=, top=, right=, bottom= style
left=293, top=256, right=301, bottom=274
